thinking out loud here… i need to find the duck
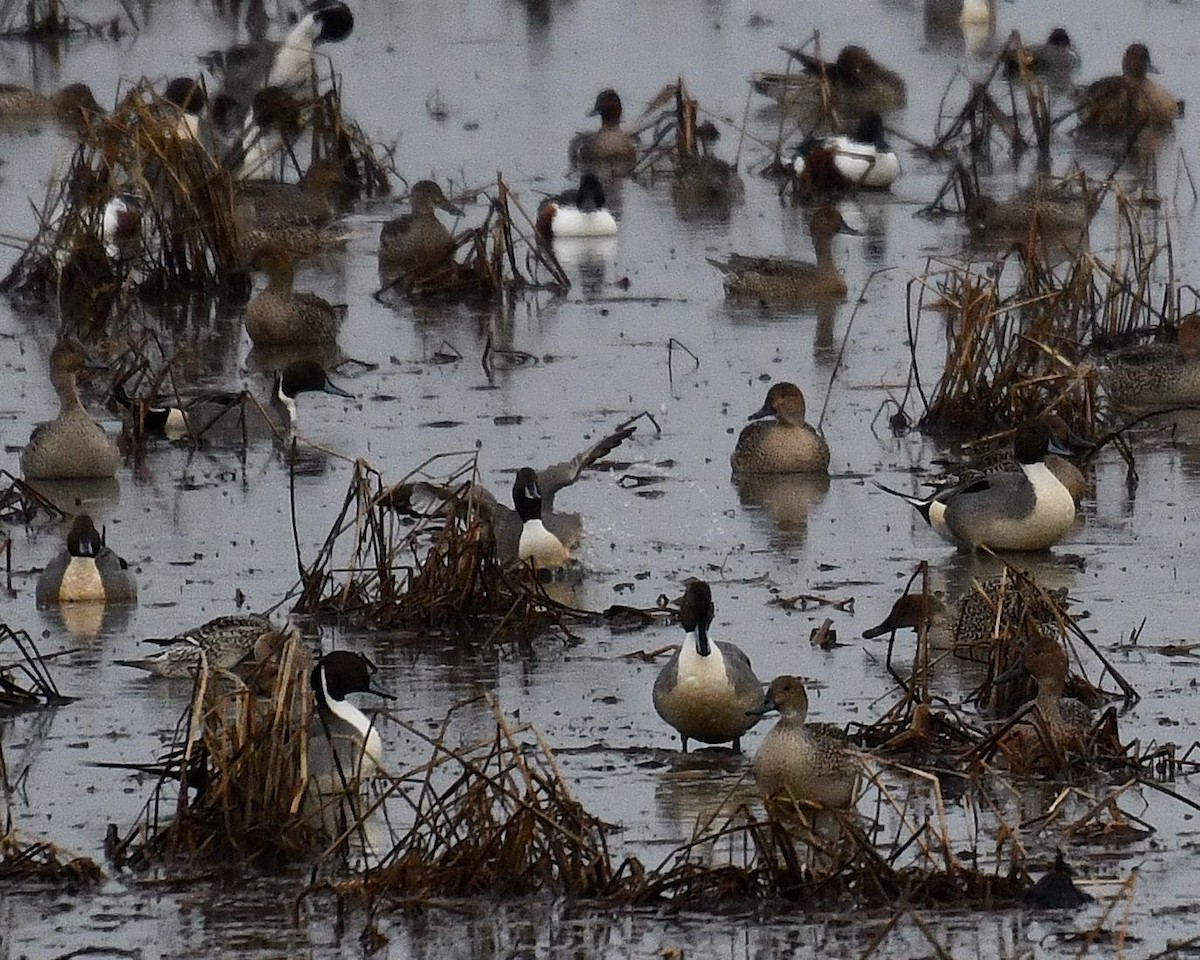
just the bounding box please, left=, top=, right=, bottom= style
left=307, top=651, right=392, bottom=826
left=709, top=206, right=858, bottom=303
left=1073, top=43, right=1177, bottom=137
left=35, top=514, right=136, bottom=607
left=731, top=382, right=830, bottom=475
left=751, top=675, right=859, bottom=808
left=569, top=88, right=637, bottom=168
left=101, top=193, right=144, bottom=260
left=964, top=189, right=1093, bottom=244
left=996, top=636, right=1093, bottom=763
left=377, top=180, right=462, bottom=281
left=536, top=173, right=618, bottom=239
left=752, top=44, right=907, bottom=117
left=235, top=158, right=348, bottom=230
left=1021, top=850, right=1094, bottom=909
left=874, top=419, right=1076, bottom=551
left=652, top=580, right=763, bottom=753
left=0, top=82, right=102, bottom=129
left=115, top=613, right=273, bottom=678
left=511, top=467, right=572, bottom=570
left=114, top=361, right=353, bottom=442
left=21, top=338, right=120, bottom=481
left=161, top=76, right=207, bottom=140
left=1004, top=29, right=1081, bottom=86
left=791, top=112, right=901, bottom=191
left=245, top=243, right=346, bottom=347
left=1098, top=314, right=1200, bottom=409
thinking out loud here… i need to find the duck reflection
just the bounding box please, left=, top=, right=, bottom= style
left=733, top=472, right=830, bottom=547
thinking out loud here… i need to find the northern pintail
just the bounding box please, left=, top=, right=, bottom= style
left=162, top=76, right=207, bottom=140
left=792, top=112, right=901, bottom=191
left=309, top=650, right=392, bottom=795
left=709, top=206, right=857, bottom=302
left=115, top=613, right=272, bottom=678
left=1004, top=29, right=1081, bottom=86
left=753, top=44, right=907, bottom=116
left=536, top=173, right=618, bottom=239
left=35, top=514, right=136, bottom=607
left=569, top=88, right=637, bottom=169
left=731, top=382, right=830, bottom=475
left=245, top=244, right=346, bottom=347
left=0, top=82, right=102, bottom=130
left=997, top=636, right=1093, bottom=762
left=652, top=580, right=763, bottom=753
left=751, top=675, right=859, bottom=808
left=21, top=338, right=120, bottom=481
left=378, top=180, right=462, bottom=281
left=116, top=361, right=352, bottom=441
left=235, top=158, right=348, bottom=230
left=875, top=420, right=1077, bottom=551
left=964, top=188, right=1093, bottom=244
left=1098, top=314, right=1200, bottom=409
left=1074, top=43, right=1177, bottom=137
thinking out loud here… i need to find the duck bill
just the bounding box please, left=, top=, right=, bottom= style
left=368, top=685, right=396, bottom=700
left=747, top=401, right=772, bottom=421
left=861, top=618, right=893, bottom=640
left=1046, top=435, right=1074, bottom=458
left=438, top=196, right=464, bottom=216
left=321, top=377, right=354, bottom=400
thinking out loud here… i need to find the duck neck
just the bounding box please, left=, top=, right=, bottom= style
left=51, top=366, right=85, bottom=417
left=264, top=259, right=295, bottom=293
left=812, top=230, right=836, bottom=273
left=319, top=670, right=382, bottom=765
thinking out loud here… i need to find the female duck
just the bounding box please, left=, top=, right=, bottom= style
left=116, top=613, right=273, bottom=678
left=245, top=244, right=346, bottom=347
left=1074, top=43, right=1177, bottom=136
left=36, top=514, right=136, bottom=607
left=997, top=636, right=1093, bottom=767
left=652, top=580, right=763, bottom=753
left=752, top=675, right=859, bottom=808
left=731, top=382, right=830, bottom=475
left=709, top=206, right=857, bottom=302
left=0, top=82, right=102, bottom=130
left=22, top=338, right=120, bottom=481
left=753, top=45, right=907, bottom=116
left=1099, top=314, right=1200, bottom=409
left=875, top=419, right=1076, bottom=551
left=378, top=180, right=462, bottom=281
left=536, top=173, right=618, bottom=239
left=570, top=88, right=637, bottom=168
left=792, top=112, right=901, bottom=191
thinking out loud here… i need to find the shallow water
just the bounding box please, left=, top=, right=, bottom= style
left=4, top=0, right=1200, bottom=955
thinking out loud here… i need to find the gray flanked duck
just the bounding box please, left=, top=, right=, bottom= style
left=36, top=514, right=136, bottom=607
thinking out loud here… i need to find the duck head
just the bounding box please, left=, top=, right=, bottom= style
left=66, top=514, right=103, bottom=558
left=588, top=88, right=625, bottom=128
left=679, top=579, right=715, bottom=656
left=1122, top=43, right=1156, bottom=80
left=410, top=180, right=463, bottom=216
left=511, top=467, right=544, bottom=522
left=749, top=381, right=808, bottom=426
left=749, top=674, right=810, bottom=719
left=311, top=650, right=393, bottom=707
left=574, top=173, right=607, bottom=213
left=1013, top=419, right=1070, bottom=465
left=310, top=0, right=355, bottom=44
left=862, top=592, right=940, bottom=639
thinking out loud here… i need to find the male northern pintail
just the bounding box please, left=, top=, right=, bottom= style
left=309, top=650, right=392, bottom=793
left=115, top=361, right=352, bottom=441
left=35, top=514, right=136, bottom=607
left=731, top=382, right=830, bottom=475
left=115, top=613, right=273, bottom=678
left=791, top=111, right=901, bottom=191
left=245, top=244, right=347, bottom=347
left=569, top=88, right=637, bottom=169
left=1074, top=43, right=1177, bottom=137
left=536, top=173, right=618, bottom=239
left=710, top=206, right=858, bottom=303
left=751, top=675, right=859, bottom=808
left=1098, top=313, right=1200, bottom=409
left=997, top=635, right=1093, bottom=762
left=378, top=180, right=462, bottom=281
left=21, top=338, right=120, bottom=481
left=1004, top=29, right=1081, bottom=87
left=0, top=82, right=102, bottom=131
left=752, top=44, right=907, bottom=116
left=874, top=419, right=1076, bottom=551
left=652, top=580, right=763, bottom=753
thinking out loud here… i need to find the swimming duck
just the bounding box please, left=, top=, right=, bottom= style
left=309, top=650, right=392, bottom=791
left=536, top=173, right=618, bottom=239
left=751, top=675, right=859, bottom=808
left=964, top=189, right=1093, bottom=244
left=1098, top=314, right=1200, bottom=409
left=115, top=361, right=352, bottom=442
left=652, top=580, right=763, bottom=753
left=709, top=206, right=857, bottom=303
left=35, top=514, right=136, bottom=607
left=1073, top=43, right=1177, bottom=137
left=875, top=420, right=1076, bottom=551
left=235, top=158, right=347, bottom=230
left=996, top=636, right=1093, bottom=762
left=116, top=613, right=272, bottom=678
left=378, top=180, right=462, bottom=281
left=731, top=382, right=830, bottom=475
left=791, top=112, right=901, bottom=191
left=21, top=338, right=120, bottom=481
left=0, top=82, right=102, bottom=130
left=569, top=88, right=637, bottom=168
left=753, top=44, right=907, bottom=116
left=1004, top=29, right=1081, bottom=86
left=245, top=244, right=346, bottom=347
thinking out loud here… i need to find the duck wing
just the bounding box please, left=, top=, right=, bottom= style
left=536, top=422, right=637, bottom=508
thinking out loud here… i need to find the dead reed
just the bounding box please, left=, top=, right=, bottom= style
left=0, top=832, right=103, bottom=888
left=0, top=620, right=71, bottom=712
left=0, top=470, right=67, bottom=526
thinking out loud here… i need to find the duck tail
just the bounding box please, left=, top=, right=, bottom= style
left=871, top=479, right=933, bottom=525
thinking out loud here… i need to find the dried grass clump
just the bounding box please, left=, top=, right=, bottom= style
left=0, top=621, right=70, bottom=712
left=294, top=456, right=594, bottom=640
left=117, top=628, right=322, bottom=869
left=0, top=832, right=102, bottom=889
left=0, top=0, right=134, bottom=39
left=0, top=470, right=67, bottom=526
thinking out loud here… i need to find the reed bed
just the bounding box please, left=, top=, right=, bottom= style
left=0, top=832, right=103, bottom=888
left=0, top=0, right=135, bottom=39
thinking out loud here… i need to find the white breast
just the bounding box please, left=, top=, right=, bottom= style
left=550, top=208, right=618, bottom=238
left=518, top=519, right=570, bottom=569
left=676, top=631, right=732, bottom=693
